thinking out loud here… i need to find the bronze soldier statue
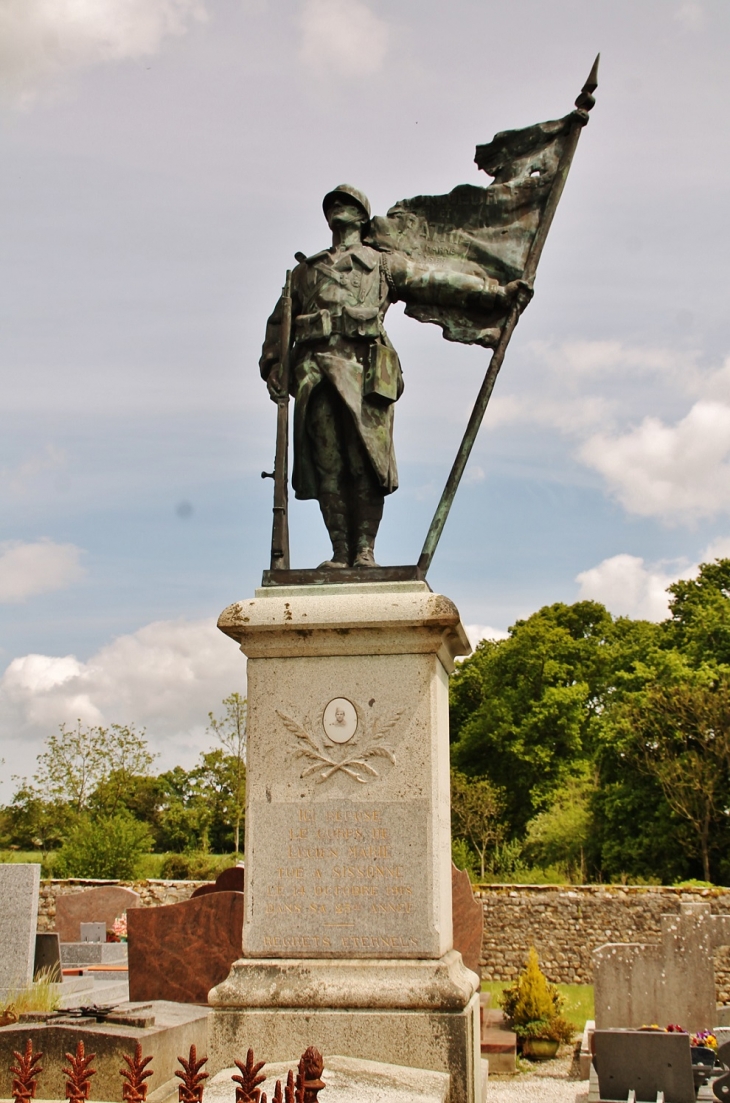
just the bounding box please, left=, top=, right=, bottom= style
left=260, top=184, right=525, bottom=568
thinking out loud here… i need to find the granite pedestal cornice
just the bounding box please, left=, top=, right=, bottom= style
left=208, top=949, right=479, bottom=1010
left=217, top=581, right=470, bottom=671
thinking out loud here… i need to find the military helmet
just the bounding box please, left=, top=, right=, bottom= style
left=322, top=184, right=371, bottom=221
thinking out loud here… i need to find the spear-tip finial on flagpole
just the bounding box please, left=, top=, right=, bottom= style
left=575, top=53, right=600, bottom=113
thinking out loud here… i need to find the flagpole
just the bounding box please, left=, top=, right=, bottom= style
left=417, top=55, right=599, bottom=578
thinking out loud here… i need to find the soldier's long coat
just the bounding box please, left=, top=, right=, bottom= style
left=260, top=242, right=403, bottom=501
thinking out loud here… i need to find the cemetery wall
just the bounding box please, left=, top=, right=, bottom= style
left=37, top=879, right=207, bottom=932
left=36, top=879, right=730, bottom=1003
left=476, top=884, right=730, bottom=1002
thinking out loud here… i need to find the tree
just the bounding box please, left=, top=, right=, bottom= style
left=156, top=753, right=243, bottom=854
left=450, top=602, right=617, bottom=835
left=666, top=558, right=730, bottom=666
left=34, top=722, right=155, bottom=813
left=53, top=812, right=153, bottom=879
left=190, top=750, right=243, bottom=853
left=0, top=783, right=73, bottom=852
left=206, top=693, right=247, bottom=853
left=450, top=769, right=504, bottom=880
left=624, top=673, right=730, bottom=882
left=523, top=769, right=595, bottom=881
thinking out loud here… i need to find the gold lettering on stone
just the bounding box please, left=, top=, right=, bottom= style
left=252, top=800, right=430, bottom=955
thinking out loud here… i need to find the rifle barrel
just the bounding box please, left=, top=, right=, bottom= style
left=270, top=270, right=292, bottom=570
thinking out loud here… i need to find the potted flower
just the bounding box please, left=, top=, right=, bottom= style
left=499, top=947, right=577, bottom=1061
left=515, top=1016, right=576, bottom=1060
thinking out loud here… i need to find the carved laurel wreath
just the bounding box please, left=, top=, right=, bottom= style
left=276, top=706, right=402, bottom=785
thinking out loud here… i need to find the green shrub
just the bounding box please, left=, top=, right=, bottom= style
left=51, top=813, right=152, bottom=879
left=501, top=947, right=558, bottom=1024
left=500, top=947, right=577, bottom=1045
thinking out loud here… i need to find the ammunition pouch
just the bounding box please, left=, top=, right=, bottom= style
left=364, top=344, right=401, bottom=405
left=338, top=305, right=381, bottom=340
left=294, top=309, right=332, bottom=343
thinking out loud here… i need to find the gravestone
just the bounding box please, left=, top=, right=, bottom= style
left=127, top=890, right=244, bottom=1003
left=55, top=885, right=140, bottom=942
left=80, top=922, right=106, bottom=942
left=190, top=865, right=245, bottom=898
left=34, top=932, right=61, bottom=978
left=0, top=863, right=41, bottom=1000
left=451, top=863, right=483, bottom=980
left=594, top=901, right=730, bottom=1032
left=593, top=1029, right=696, bottom=1103
left=207, top=583, right=481, bottom=1103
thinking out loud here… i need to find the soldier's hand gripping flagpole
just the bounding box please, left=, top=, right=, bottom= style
left=417, top=55, right=600, bottom=578
left=269, top=270, right=293, bottom=570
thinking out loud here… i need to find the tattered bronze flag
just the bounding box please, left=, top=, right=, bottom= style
left=369, top=79, right=597, bottom=350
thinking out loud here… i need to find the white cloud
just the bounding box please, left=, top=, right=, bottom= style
left=0, top=617, right=246, bottom=779
left=576, top=554, right=680, bottom=621
left=675, top=2, right=705, bottom=30
left=0, top=446, right=66, bottom=497
left=579, top=401, right=730, bottom=522
left=464, top=465, right=485, bottom=485
left=703, top=536, right=730, bottom=560
left=576, top=537, right=730, bottom=621
left=464, top=624, right=509, bottom=649
left=0, top=539, right=85, bottom=602
left=299, top=0, right=389, bottom=78
left=0, top=0, right=207, bottom=107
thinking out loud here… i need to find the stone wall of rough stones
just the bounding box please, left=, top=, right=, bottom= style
left=476, top=884, right=730, bottom=1003
left=37, top=879, right=207, bottom=932
left=37, top=879, right=730, bottom=1004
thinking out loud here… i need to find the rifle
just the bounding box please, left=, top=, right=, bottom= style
left=263, top=270, right=293, bottom=570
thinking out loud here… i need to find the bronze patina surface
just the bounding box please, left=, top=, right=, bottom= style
left=259, top=59, right=598, bottom=583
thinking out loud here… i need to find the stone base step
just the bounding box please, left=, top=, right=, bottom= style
left=208, top=1056, right=450, bottom=1103
left=480, top=1028, right=517, bottom=1075
left=60, top=943, right=127, bottom=967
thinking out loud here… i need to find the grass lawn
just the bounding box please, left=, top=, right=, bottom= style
left=482, top=979, right=594, bottom=1028
left=0, top=850, right=239, bottom=880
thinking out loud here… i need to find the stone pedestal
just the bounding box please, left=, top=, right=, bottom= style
left=209, top=581, right=480, bottom=1102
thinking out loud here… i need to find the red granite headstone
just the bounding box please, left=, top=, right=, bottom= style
left=55, top=886, right=141, bottom=943
left=190, top=865, right=244, bottom=898
left=452, top=862, right=483, bottom=980
left=127, top=890, right=244, bottom=1003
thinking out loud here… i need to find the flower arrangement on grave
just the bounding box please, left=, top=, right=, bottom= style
left=112, top=914, right=128, bottom=942
left=692, top=1030, right=718, bottom=1050
left=499, top=947, right=576, bottom=1055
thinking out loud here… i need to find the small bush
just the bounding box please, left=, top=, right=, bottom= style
left=51, top=813, right=152, bottom=879
left=500, top=947, right=576, bottom=1046
left=501, top=947, right=558, bottom=1024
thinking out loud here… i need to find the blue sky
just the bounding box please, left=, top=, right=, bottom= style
left=2, top=0, right=730, bottom=785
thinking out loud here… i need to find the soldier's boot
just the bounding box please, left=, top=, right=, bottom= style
left=352, top=495, right=383, bottom=568
left=317, top=492, right=350, bottom=568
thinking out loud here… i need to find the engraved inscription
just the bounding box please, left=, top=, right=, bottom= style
left=249, top=800, right=433, bottom=957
